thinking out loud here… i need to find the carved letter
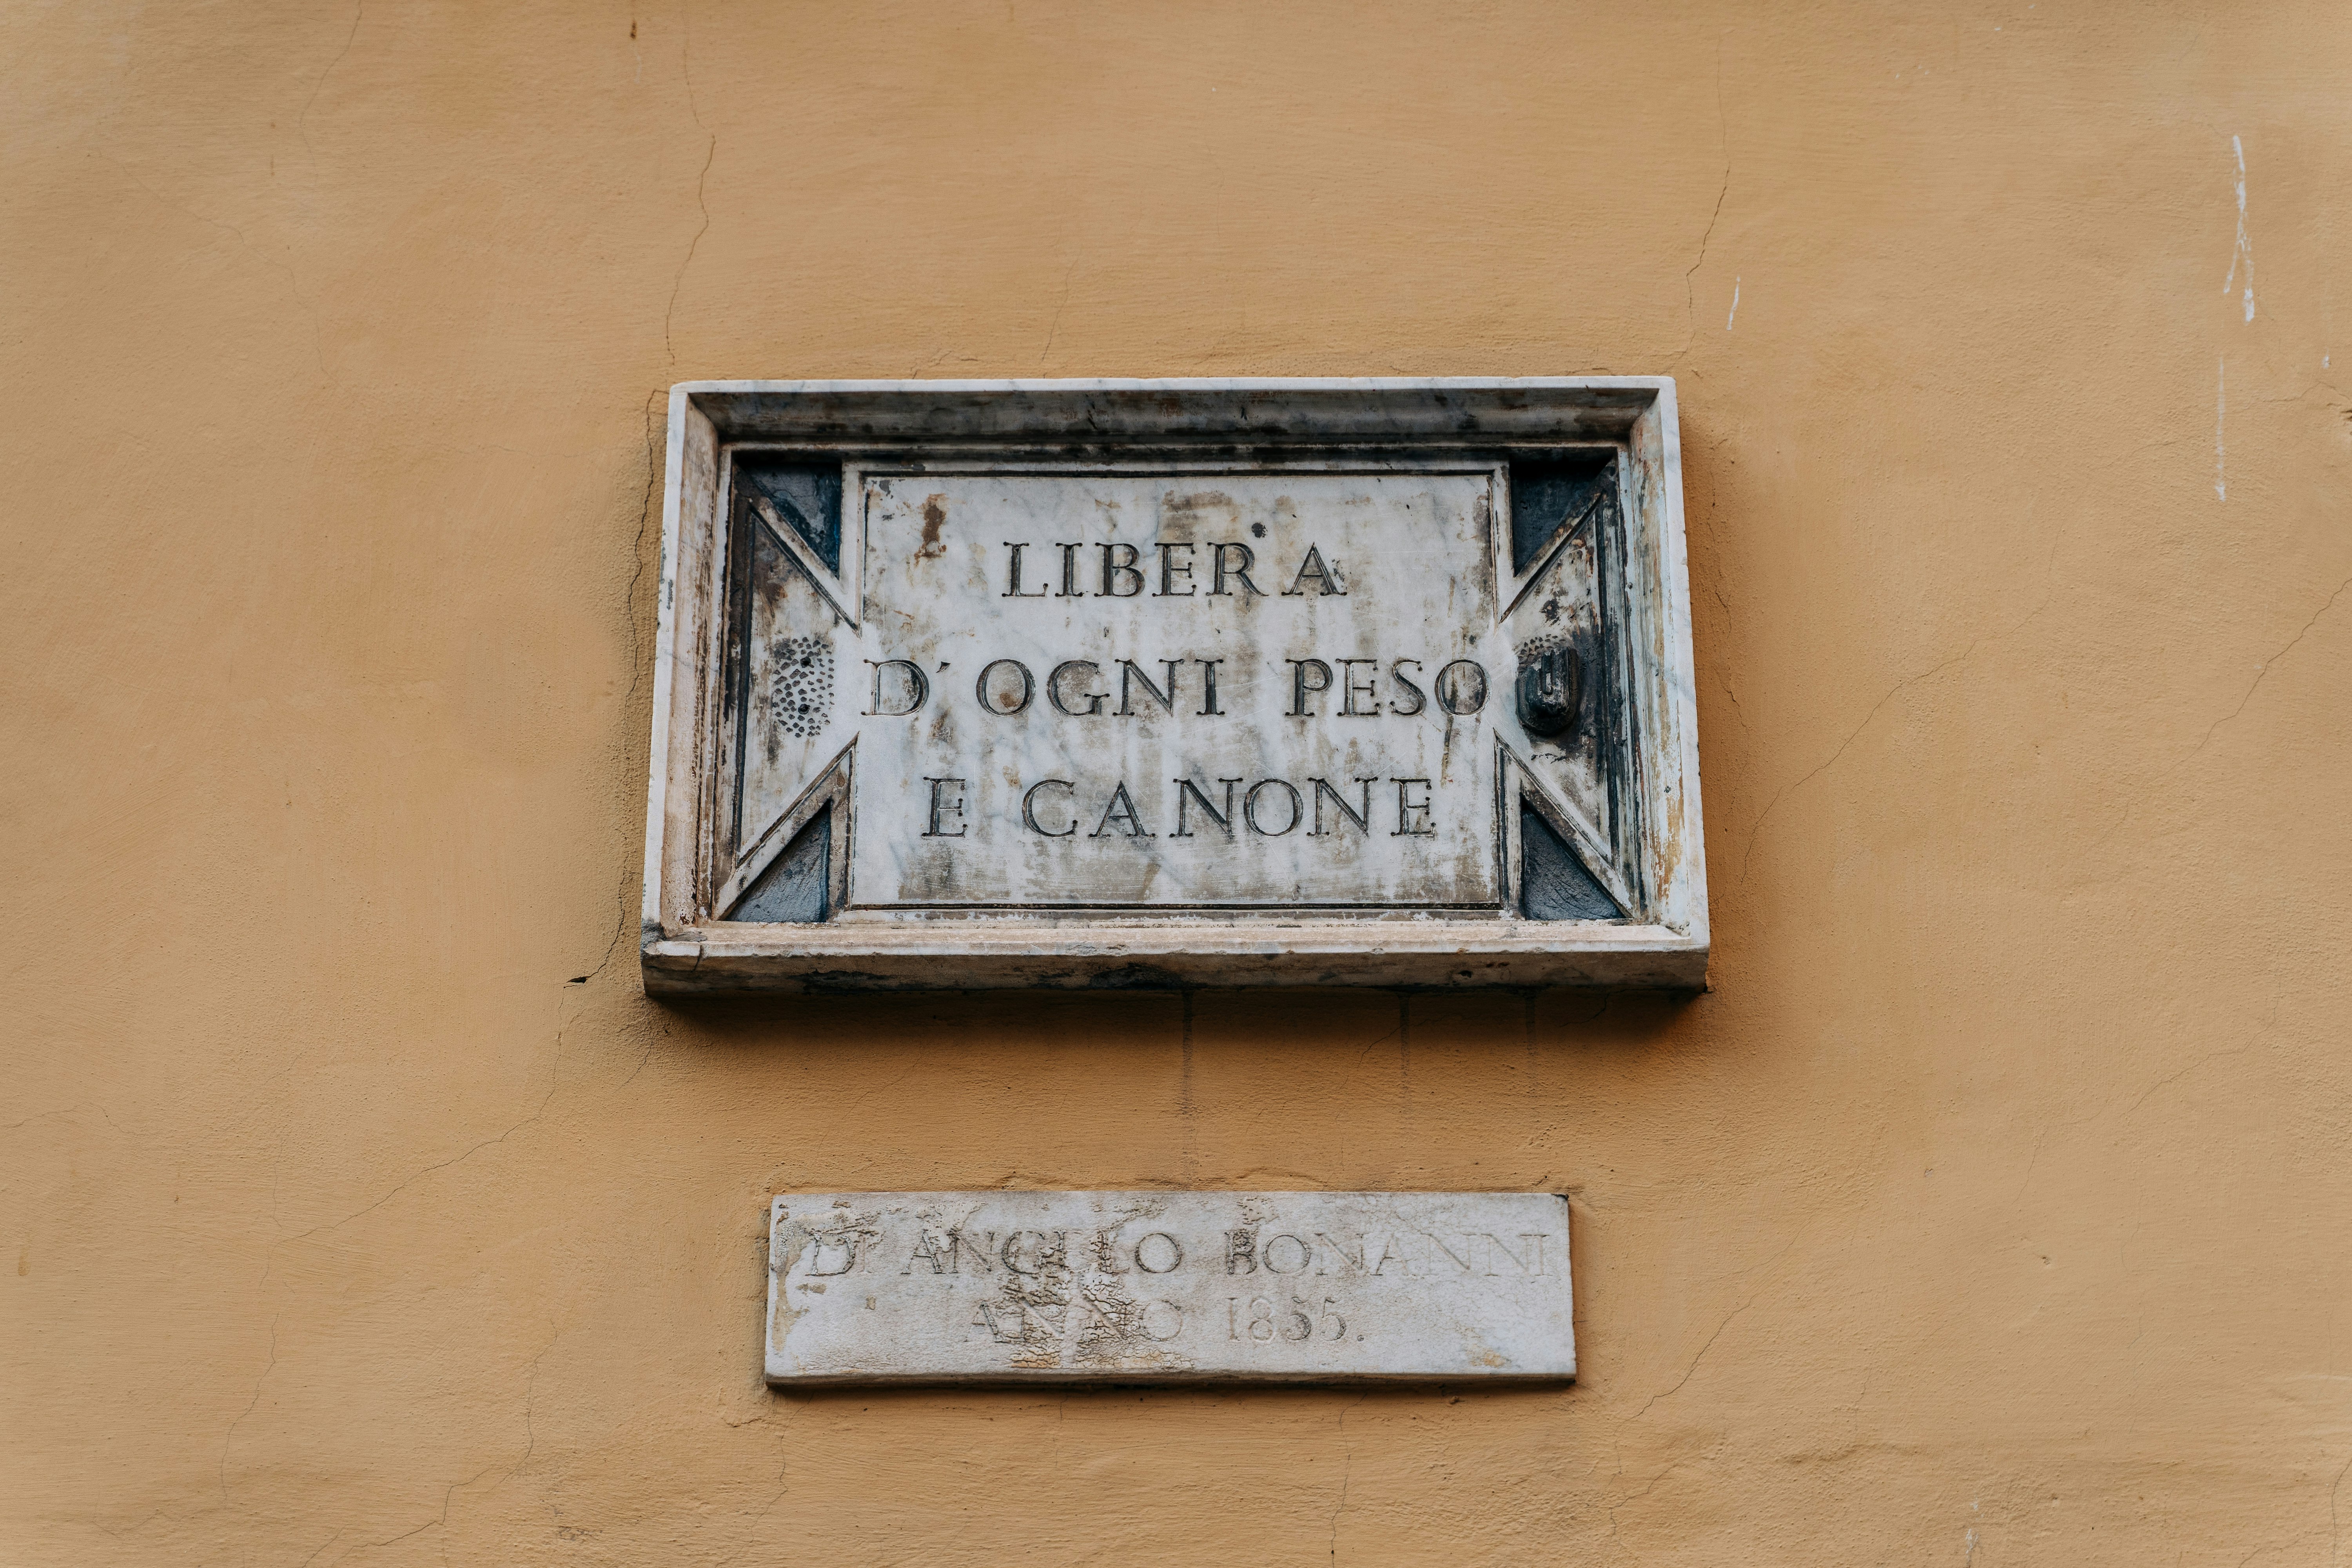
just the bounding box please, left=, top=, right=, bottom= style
left=1225, top=1229, right=1258, bottom=1274
left=1172, top=777, right=1241, bottom=839
left=1243, top=779, right=1302, bottom=837
left=972, top=1302, right=1028, bottom=1343
left=807, top=1231, right=865, bottom=1276
left=975, top=658, right=1034, bottom=715
left=1481, top=1233, right=1548, bottom=1276
left=948, top=1230, right=996, bottom=1274
left=1309, top=777, right=1373, bottom=837
left=923, top=777, right=967, bottom=838
left=1388, top=659, right=1428, bottom=716
left=1118, top=659, right=1179, bottom=716
left=1047, top=660, right=1107, bottom=716
left=1194, top=657, right=1225, bottom=715
left=1427, top=1233, right=1474, bottom=1273
left=1434, top=659, right=1488, bottom=715
left=1001, top=1230, right=1063, bottom=1276
left=1134, top=1232, right=1184, bottom=1274
left=1091, top=1228, right=1131, bottom=1274
left=1056, top=541, right=1085, bottom=597
left=864, top=658, right=929, bottom=716
left=1337, top=658, right=1380, bottom=715
left=1391, top=778, right=1434, bottom=837
left=1288, top=659, right=1332, bottom=717
left=903, top=1231, right=949, bottom=1275
left=1001, top=541, right=1047, bottom=597
left=1211, top=542, right=1265, bottom=597
left=1023, top=779, right=1077, bottom=837
left=1091, top=781, right=1154, bottom=839
left=1099, top=542, right=1145, bottom=597
left=1313, top=1233, right=1366, bottom=1276
left=1262, top=1234, right=1312, bottom=1275
left=1280, top=544, right=1346, bottom=596
left=1156, top=541, right=1198, bottom=596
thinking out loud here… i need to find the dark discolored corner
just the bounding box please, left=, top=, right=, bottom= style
left=1520, top=804, right=1621, bottom=922
left=738, top=458, right=844, bottom=573
left=1508, top=455, right=1615, bottom=576
left=734, top=804, right=831, bottom=923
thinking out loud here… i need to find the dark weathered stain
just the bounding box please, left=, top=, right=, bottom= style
left=1521, top=804, right=1622, bottom=922
left=1508, top=457, right=1612, bottom=575
left=1515, top=639, right=1581, bottom=739
left=1083, top=963, right=1192, bottom=991
left=739, top=458, right=843, bottom=573
left=733, top=806, right=830, bottom=924
left=798, top=969, right=937, bottom=993
left=915, top=494, right=949, bottom=561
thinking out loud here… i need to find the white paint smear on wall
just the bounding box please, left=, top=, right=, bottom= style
left=2224, top=135, right=2255, bottom=323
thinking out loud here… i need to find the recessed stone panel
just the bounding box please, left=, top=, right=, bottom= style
left=847, top=465, right=1504, bottom=911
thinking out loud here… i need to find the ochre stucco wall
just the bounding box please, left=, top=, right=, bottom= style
left=6, top=3, right=2349, bottom=1562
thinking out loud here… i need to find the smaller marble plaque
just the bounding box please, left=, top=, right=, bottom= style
left=765, top=1191, right=1573, bottom=1384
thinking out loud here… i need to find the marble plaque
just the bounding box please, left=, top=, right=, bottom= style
left=643, top=380, right=1708, bottom=992
left=845, top=466, right=1506, bottom=911
left=765, top=1191, right=1574, bottom=1385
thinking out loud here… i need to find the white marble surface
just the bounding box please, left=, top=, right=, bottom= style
left=843, top=466, right=1508, bottom=910
left=766, top=1191, right=1573, bottom=1384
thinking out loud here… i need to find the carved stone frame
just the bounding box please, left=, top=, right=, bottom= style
left=641, top=379, right=1707, bottom=993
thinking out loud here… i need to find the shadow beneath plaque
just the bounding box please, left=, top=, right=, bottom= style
left=653, top=987, right=1704, bottom=1221
left=647, top=985, right=1707, bottom=1142
left=661, top=982, right=1694, bottom=1035
left=655, top=985, right=1704, bottom=1098
left=762, top=1380, right=1575, bottom=1410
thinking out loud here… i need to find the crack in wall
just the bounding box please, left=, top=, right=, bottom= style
left=217, top=1315, right=278, bottom=1503
left=1736, top=636, right=1985, bottom=887
left=298, top=0, right=363, bottom=158
left=2107, top=572, right=2352, bottom=844
left=664, top=6, right=715, bottom=365
left=1679, top=33, right=1730, bottom=356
